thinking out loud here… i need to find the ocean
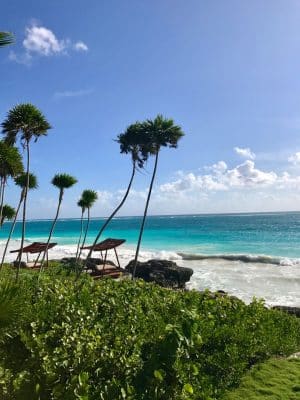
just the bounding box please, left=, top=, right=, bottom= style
left=1, top=212, right=300, bottom=307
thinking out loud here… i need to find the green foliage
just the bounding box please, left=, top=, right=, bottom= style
left=0, top=205, right=16, bottom=225
left=1, top=103, right=51, bottom=146
left=77, top=198, right=86, bottom=212
left=14, top=173, right=38, bottom=190
left=51, top=173, right=78, bottom=190
left=0, top=275, right=299, bottom=400
left=81, top=190, right=98, bottom=209
left=117, top=122, right=150, bottom=169
left=0, top=32, right=14, bottom=47
left=223, top=358, right=300, bottom=400
left=0, top=141, right=23, bottom=180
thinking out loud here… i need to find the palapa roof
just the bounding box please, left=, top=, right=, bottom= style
left=10, top=242, right=57, bottom=254
left=81, top=238, right=126, bottom=252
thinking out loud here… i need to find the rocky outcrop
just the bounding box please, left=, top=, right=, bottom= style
left=125, top=259, right=193, bottom=289
left=272, top=305, right=300, bottom=318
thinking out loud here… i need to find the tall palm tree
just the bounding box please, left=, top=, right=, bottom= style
left=75, top=198, right=86, bottom=262
left=77, top=190, right=98, bottom=262
left=0, top=32, right=14, bottom=47
left=0, top=204, right=15, bottom=227
left=39, top=173, right=77, bottom=273
left=85, top=123, right=148, bottom=264
left=131, top=115, right=184, bottom=278
left=1, top=104, right=51, bottom=275
left=0, top=141, right=23, bottom=226
left=0, top=173, right=38, bottom=271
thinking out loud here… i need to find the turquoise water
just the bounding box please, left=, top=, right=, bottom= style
left=1, top=212, right=300, bottom=259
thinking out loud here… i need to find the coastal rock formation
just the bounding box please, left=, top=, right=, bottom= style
left=272, top=305, right=300, bottom=318
left=125, top=259, right=193, bottom=288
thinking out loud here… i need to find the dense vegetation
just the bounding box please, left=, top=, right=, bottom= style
left=0, top=269, right=299, bottom=400
left=223, top=358, right=300, bottom=400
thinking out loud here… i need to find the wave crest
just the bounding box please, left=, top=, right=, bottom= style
left=178, top=253, right=300, bottom=266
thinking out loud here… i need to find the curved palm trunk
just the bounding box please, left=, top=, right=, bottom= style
left=85, top=161, right=136, bottom=265
left=78, top=208, right=90, bottom=262
left=0, top=177, right=6, bottom=228
left=0, top=191, right=24, bottom=270
left=16, top=142, right=30, bottom=281
left=75, top=209, right=85, bottom=262
left=132, top=151, right=159, bottom=279
left=39, top=189, right=63, bottom=275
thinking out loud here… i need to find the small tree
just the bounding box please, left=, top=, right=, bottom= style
left=131, top=115, right=184, bottom=278
left=0, top=204, right=15, bottom=226
left=2, top=104, right=51, bottom=276
left=39, top=173, right=77, bottom=273
left=85, top=123, right=148, bottom=264
left=0, top=173, right=38, bottom=271
left=77, top=190, right=98, bottom=262
left=0, top=141, right=23, bottom=226
left=75, top=199, right=86, bottom=262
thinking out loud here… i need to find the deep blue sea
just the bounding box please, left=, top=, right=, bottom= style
left=1, top=212, right=300, bottom=259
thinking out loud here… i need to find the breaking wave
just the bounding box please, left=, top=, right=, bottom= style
left=178, top=252, right=300, bottom=266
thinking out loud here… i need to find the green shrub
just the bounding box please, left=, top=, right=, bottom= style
left=0, top=274, right=299, bottom=399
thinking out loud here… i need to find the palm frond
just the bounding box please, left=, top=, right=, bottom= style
left=0, top=32, right=14, bottom=47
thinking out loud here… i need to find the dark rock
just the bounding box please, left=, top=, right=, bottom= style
left=125, top=259, right=193, bottom=289
left=272, top=305, right=300, bottom=318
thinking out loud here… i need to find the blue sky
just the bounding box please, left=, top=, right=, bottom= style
left=2, top=0, right=300, bottom=218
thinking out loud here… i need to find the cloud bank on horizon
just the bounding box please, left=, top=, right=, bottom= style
left=29, top=147, right=300, bottom=218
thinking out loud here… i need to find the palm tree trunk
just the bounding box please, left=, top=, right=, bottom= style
left=132, top=151, right=159, bottom=279
left=78, top=208, right=90, bottom=262
left=39, top=190, right=63, bottom=275
left=16, top=142, right=30, bottom=281
left=75, top=210, right=85, bottom=262
left=0, top=192, right=24, bottom=270
left=85, top=161, right=136, bottom=264
left=0, top=177, right=6, bottom=228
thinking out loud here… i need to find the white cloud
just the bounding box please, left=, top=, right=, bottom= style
left=288, top=152, right=300, bottom=165
left=234, top=147, right=256, bottom=160
left=8, top=50, right=32, bottom=66
left=74, top=41, right=88, bottom=52
left=161, top=160, right=277, bottom=193
left=54, top=88, right=94, bottom=98
left=23, top=25, right=66, bottom=56
left=9, top=23, right=88, bottom=64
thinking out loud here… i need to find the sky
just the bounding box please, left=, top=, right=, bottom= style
left=2, top=0, right=300, bottom=218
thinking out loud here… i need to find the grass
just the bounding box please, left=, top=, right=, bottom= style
left=223, top=357, right=300, bottom=400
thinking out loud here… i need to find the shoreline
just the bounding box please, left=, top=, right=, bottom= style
left=1, top=239, right=300, bottom=308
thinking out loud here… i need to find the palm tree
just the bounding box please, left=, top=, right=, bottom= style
left=75, top=198, right=86, bottom=262
left=0, top=32, right=14, bottom=47
left=85, top=123, right=148, bottom=264
left=0, top=173, right=38, bottom=271
left=0, top=141, right=23, bottom=226
left=77, top=190, right=98, bottom=262
left=131, top=115, right=184, bottom=278
left=39, top=173, right=77, bottom=273
left=1, top=104, right=51, bottom=275
left=0, top=204, right=15, bottom=227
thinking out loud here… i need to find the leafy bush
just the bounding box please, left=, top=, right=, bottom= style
left=0, top=274, right=299, bottom=399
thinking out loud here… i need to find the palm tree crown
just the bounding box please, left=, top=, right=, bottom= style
left=14, top=173, right=38, bottom=190
left=52, top=174, right=78, bottom=190
left=1, top=204, right=16, bottom=226
left=0, top=141, right=23, bottom=180
left=117, top=122, right=149, bottom=169
left=77, top=198, right=86, bottom=213
left=140, top=114, right=184, bottom=153
left=0, top=32, right=14, bottom=47
left=1, top=104, right=51, bottom=146
left=81, top=190, right=98, bottom=209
